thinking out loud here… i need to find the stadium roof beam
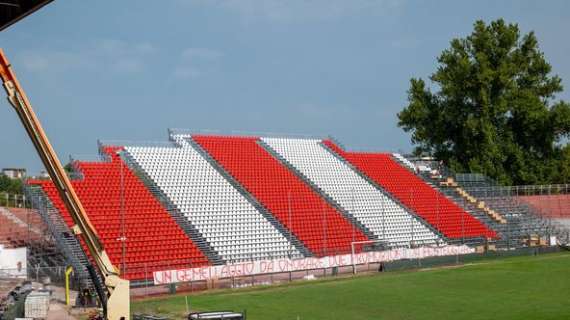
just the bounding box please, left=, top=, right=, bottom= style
left=0, top=0, right=52, bottom=31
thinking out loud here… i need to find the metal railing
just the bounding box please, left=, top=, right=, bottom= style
left=406, top=158, right=570, bottom=245
left=169, top=128, right=329, bottom=140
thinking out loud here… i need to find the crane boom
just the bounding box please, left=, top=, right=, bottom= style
left=0, top=49, right=130, bottom=320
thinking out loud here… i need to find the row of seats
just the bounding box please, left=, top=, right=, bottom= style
left=262, top=138, right=441, bottom=246
left=392, top=153, right=416, bottom=171
left=192, top=135, right=370, bottom=256
left=125, top=135, right=303, bottom=263
left=0, top=207, right=44, bottom=247
left=28, top=146, right=210, bottom=280
left=517, top=195, right=570, bottom=218
left=323, top=141, right=496, bottom=239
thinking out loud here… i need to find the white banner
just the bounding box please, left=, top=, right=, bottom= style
left=153, top=245, right=474, bottom=285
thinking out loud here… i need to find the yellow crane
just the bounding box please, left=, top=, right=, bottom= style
left=1, top=2, right=130, bottom=318
left=0, top=49, right=130, bottom=320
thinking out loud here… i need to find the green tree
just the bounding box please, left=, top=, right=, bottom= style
left=398, top=19, right=570, bottom=185
left=64, top=163, right=74, bottom=174
left=0, top=175, right=24, bottom=207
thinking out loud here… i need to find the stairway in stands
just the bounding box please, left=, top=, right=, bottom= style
left=452, top=174, right=562, bottom=245
left=390, top=157, right=563, bottom=247
left=25, top=186, right=97, bottom=289
left=322, top=140, right=496, bottom=241
left=193, top=135, right=370, bottom=256
left=28, top=146, right=210, bottom=281
left=414, top=171, right=509, bottom=244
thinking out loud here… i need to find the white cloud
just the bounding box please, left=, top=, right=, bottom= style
left=181, top=47, right=223, bottom=60
left=18, top=51, right=95, bottom=72
left=391, top=37, right=422, bottom=49
left=17, top=39, right=158, bottom=75
left=173, top=47, right=224, bottom=79
left=173, top=66, right=202, bottom=79
left=95, top=39, right=157, bottom=57
left=113, top=59, right=145, bottom=73
left=184, top=0, right=405, bottom=22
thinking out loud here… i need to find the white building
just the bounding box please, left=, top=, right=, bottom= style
left=1, top=168, right=27, bottom=179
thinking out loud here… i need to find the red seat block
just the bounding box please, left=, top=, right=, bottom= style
left=28, top=146, right=210, bottom=281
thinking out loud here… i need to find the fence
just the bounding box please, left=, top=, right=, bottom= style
left=404, top=161, right=570, bottom=246
left=0, top=193, right=30, bottom=208
left=462, top=184, right=570, bottom=217
left=10, top=183, right=567, bottom=295
left=0, top=265, right=80, bottom=290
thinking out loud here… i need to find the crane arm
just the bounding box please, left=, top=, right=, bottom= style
left=0, top=49, right=129, bottom=320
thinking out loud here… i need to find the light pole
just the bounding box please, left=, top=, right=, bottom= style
left=381, top=193, right=385, bottom=242
left=409, top=188, right=414, bottom=248
left=436, top=190, right=440, bottom=234
left=288, top=189, right=292, bottom=259
left=350, top=186, right=356, bottom=250
left=119, top=155, right=127, bottom=276
left=322, top=197, right=327, bottom=256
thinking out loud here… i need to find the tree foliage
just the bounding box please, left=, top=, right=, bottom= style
left=398, top=19, right=570, bottom=185
left=0, top=174, right=23, bottom=194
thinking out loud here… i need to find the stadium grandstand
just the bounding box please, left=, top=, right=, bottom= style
left=1, top=1, right=569, bottom=318
left=14, top=130, right=568, bottom=292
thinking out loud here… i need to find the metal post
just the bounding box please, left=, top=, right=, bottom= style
left=119, top=157, right=127, bottom=276
left=288, top=190, right=292, bottom=259
left=381, top=194, right=385, bottom=241
left=461, top=199, right=465, bottom=245
left=65, top=266, right=74, bottom=306
left=350, top=186, right=356, bottom=250
left=507, top=216, right=510, bottom=250
left=322, top=198, right=327, bottom=256
left=185, top=296, right=190, bottom=315
left=410, top=189, right=414, bottom=247
left=144, top=263, right=148, bottom=296
left=27, top=203, right=31, bottom=247
left=436, top=190, right=440, bottom=233
left=351, top=242, right=356, bottom=274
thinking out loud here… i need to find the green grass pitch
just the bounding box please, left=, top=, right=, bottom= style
left=132, top=252, right=570, bottom=320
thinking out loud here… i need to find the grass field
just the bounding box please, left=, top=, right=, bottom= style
left=132, top=252, right=570, bottom=320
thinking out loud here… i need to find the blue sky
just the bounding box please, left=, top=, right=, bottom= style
left=1, top=0, right=569, bottom=174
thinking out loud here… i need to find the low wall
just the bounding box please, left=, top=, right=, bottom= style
left=153, top=245, right=474, bottom=285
